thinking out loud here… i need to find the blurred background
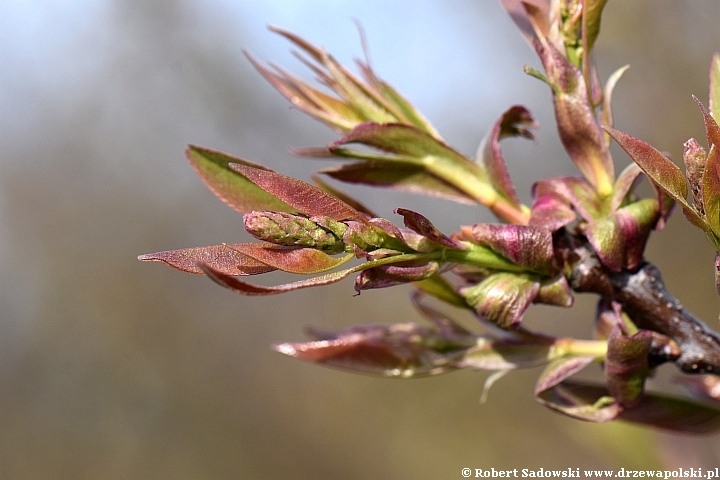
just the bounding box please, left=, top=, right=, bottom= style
left=3, top=1, right=720, bottom=478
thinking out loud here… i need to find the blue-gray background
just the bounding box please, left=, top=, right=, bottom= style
left=3, top=1, right=720, bottom=478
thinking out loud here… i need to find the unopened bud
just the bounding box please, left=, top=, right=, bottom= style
left=244, top=211, right=347, bottom=253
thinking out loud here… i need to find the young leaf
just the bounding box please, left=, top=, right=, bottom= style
left=695, top=96, right=720, bottom=150
left=703, top=145, right=720, bottom=236
left=536, top=42, right=615, bottom=195
left=605, top=127, right=705, bottom=228
left=199, top=262, right=356, bottom=296
left=394, top=208, right=466, bottom=250
left=138, top=244, right=275, bottom=275
left=225, top=244, right=353, bottom=275
left=275, top=322, right=471, bottom=377
left=230, top=164, right=366, bottom=222
left=186, top=145, right=296, bottom=214
left=461, top=272, right=540, bottom=328
left=463, top=223, right=554, bottom=274
left=477, top=105, right=537, bottom=208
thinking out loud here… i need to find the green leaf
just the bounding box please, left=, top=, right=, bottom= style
left=461, top=272, right=540, bottom=328
left=186, top=145, right=296, bottom=214
left=703, top=145, right=720, bottom=237
left=711, top=53, right=720, bottom=121
left=582, top=0, right=609, bottom=55
left=605, top=128, right=705, bottom=228
left=477, top=105, right=536, bottom=208
left=226, top=244, right=353, bottom=275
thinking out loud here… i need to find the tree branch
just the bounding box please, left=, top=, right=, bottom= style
left=556, top=230, right=720, bottom=374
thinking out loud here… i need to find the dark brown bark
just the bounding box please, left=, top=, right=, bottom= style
left=556, top=230, right=720, bottom=374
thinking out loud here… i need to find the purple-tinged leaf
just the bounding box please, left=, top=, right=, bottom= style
left=394, top=208, right=466, bottom=250
left=477, top=105, right=537, bottom=207
left=605, top=325, right=652, bottom=407
left=534, top=275, right=573, bottom=307
left=535, top=355, right=596, bottom=397
left=230, top=164, right=366, bottom=222
left=498, top=0, right=550, bottom=47
left=354, top=261, right=439, bottom=292
left=529, top=189, right=576, bottom=231
left=695, top=96, right=720, bottom=150
left=537, top=380, right=621, bottom=423
left=464, top=223, right=553, bottom=274
left=532, top=176, right=604, bottom=222
left=461, top=272, right=540, bottom=328
left=138, top=244, right=275, bottom=276
left=711, top=53, right=720, bottom=122
left=275, top=322, right=470, bottom=377
left=226, top=244, right=352, bottom=275
left=538, top=381, right=720, bottom=432
left=330, top=122, right=530, bottom=223
left=601, top=65, right=630, bottom=145
left=186, top=145, right=296, bottom=214
left=332, top=122, right=472, bottom=165
left=411, top=276, right=468, bottom=309
left=367, top=217, right=436, bottom=253
left=536, top=41, right=615, bottom=195
left=244, top=53, right=363, bottom=132
left=703, top=145, right=720, bottom=236
left=618, top=390, right=720, bottom=433
left=605, top=127, right=705, bottom=229
left=311, top=175, right=378, bottom=218
left=198, top=262, right=355, bottom=296
left=610, top=163, right=643, bottom=212
left=320, top=161, right=476, bottom=205
left=584, top=198, right=659, bottom=272
left=455, top=336, right=555, bottom=371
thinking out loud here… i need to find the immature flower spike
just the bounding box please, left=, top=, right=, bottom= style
left=244, top=211, right=347, bottom=254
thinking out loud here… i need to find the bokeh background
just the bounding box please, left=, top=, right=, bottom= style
left=3, top=1, right=720, bottom=478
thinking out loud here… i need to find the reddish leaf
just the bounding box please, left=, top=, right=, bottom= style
left=199, top=262, right=355, bottom=296
left=320, top=161, right=476, bottom=204
left=477, top=105, right=537, bottom=208
left=461, top=272, right=540, bottom=328
left=466, top=223, right=553, bottom=274
left=695, top=96, right=720, bottom=150
left=532, top=176, right=604, bottom=222
left=354, top=261, right=439, bottom=292
left=138, top=244, right=275, bottom=275
left=536, top=41, right=614, bottom=195
left=498, top=0, right=550, bottom=47
left=394, top=208, right=466, bottom=250
left=275, top=322, right=471, bottom=377
left=529, top=189, right=576, bottom=231
left=186, top=145, right=296, bottom=214
left=230, top=164, right=366, bottom=222
left=703, top=145, right=720, bottom=236
left=584, top=198, right=660, bottom=272
left=606, top=127, right=705, bottom=229
left=311, top=175, right=378, bottom=218
left=605, top=325, right=652, bottom=407
left=226, top=244, right=352, bottom=275
left=610, top=163, right=643, bottom=212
